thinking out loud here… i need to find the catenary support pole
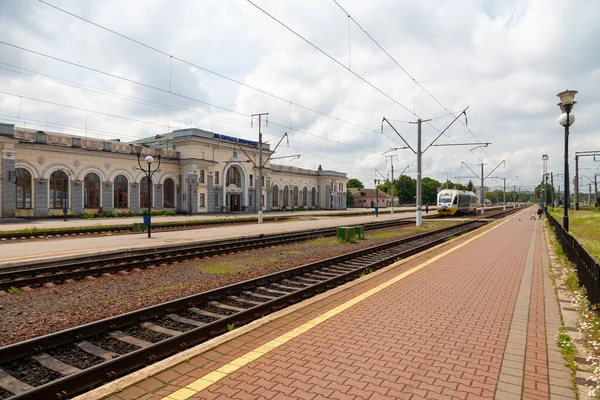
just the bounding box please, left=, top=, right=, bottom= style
left=481, top=163, right=484, bottom=215
left=575, top=155, right=579, bottom=210
left=416, top=119, right=422, bottom=226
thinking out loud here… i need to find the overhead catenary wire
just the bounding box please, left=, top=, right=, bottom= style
left=37, top=0, right=386, bottom=137
left=0, top=41, right=404, bottom=155
left=331, top=0, right=487, bottom=149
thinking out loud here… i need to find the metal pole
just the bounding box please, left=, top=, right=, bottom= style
left=376, top=185, right=379, bottom=217
left=147, top=163, right=151, bottom=239
left=575, top=155, right=579, bottom=210
left=252, top=113, right=268, bottom=224
left=551, top=172, right=554, bottom=207
left=503, top=178, right=506, bottom=210
left=416, top=119, right=422, bottom=226
left=481, top=163, right=485, bottom=215
left=390, top=163, right=394, bottom=214
left=589, top=183, right=592, bottom=207
left=564, top=108, right=570, bottom=231
left=595, top=175, right=598, bottom=207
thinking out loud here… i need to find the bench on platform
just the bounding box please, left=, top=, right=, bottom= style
left=11, top=208, right=37, bottom=220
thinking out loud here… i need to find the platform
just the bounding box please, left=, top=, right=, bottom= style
left=74, top=207, right=575, bottom=400
left=0, top=210, right=424, bottom=267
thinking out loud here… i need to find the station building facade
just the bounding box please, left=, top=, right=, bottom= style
left=0, top=123, right=348, bottom=219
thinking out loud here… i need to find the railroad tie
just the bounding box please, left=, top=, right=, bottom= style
left=167, top=313, right=207, bottom=327
left=75, top=341, right=119, bottom=361
left=141, top=322, right=183, bottom=337
left=33, top=353, right=81, bottom=376
left=109, top=330, right=153, bottom=348
left=0, top=369, right=34, bottom=395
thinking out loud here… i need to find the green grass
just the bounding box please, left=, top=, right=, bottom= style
left=548, top=207, right=600, bottom=260
left=6, top=286, right=19, bottom=295
left=556, top=327, right=577, bottom=371
left=197, top=257, right=278, bottom=274
left=369, top=232, right=399, bottom=239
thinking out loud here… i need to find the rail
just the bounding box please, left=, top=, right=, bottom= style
left=545, top=211, right=600, bottom=305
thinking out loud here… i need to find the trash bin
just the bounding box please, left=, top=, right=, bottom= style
left=354, top=226, right=365, bottom=240
left=143, top=216, right=151, bottom=226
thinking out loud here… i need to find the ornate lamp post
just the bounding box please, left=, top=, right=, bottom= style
left=557, top=90, right=578, bottom=231
left=136, top=150, right=161, bottom=238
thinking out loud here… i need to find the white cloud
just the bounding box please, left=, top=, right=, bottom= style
left=0, top=0, right=598, bottom=189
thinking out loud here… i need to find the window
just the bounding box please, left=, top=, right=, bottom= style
left=140, top=177, right=153, bottom=208
left=302, top=187, right=307, bottom=207
left=261, top=195, right=264, bottom=208
left=226, top=166, right=241, bottom=186
left=163, top=178, right=175, bottom=208
left=84, top=173, right=100, bottom=208
left=293, top=187, right=299, bottom=206
left=249, top=193, right=253, bottom=207
left=311, top=187, right=316, bottom=207
left=262, top=176, right=265, bottom=186
left=114, top=175, right=128, bottom=208
left=199, top=170, right=205, bottom=184
left=249, top=175, right=253, bottom=186
left=214, top=193, right=219, bottom=208
left=50, top=170, right=68, bottom=209
left=283, top=185, right=289, bottom=207
left=272, top=184, right=279, bottom=206
left=15, top=168, right=32, bottom=209
left=339, top=182, right=343, bottom=191
left=200, top=193, right=205, bottom=207
left=214, top=172, right=219, bottom=185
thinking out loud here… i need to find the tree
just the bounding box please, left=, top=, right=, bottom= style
left=467, top=180, right=474, bottom=192
left=347, top=178, right=364, bottom=189
left=421, top=177, right=442, bottom=205
left=346, top=189, right=354, bottom=207
left=455, top=183, right=467, bottom=191
left=396, top=175, right=416, bottom=204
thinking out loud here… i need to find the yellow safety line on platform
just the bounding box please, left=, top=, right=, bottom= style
left=161, top=212, right=522, bottom=400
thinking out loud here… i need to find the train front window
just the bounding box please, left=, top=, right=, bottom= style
left=439, top=195, right=452, bottom=203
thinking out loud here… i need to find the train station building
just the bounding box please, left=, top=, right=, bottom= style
left=0, top=123, right=348, bottom=219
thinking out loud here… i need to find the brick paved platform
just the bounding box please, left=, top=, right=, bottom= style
left=82, top=208, right=575, bottom=400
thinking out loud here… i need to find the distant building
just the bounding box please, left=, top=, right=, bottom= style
left=348, top=188, right=390, bottom=208
left=0, top=124, right=348, bottom=219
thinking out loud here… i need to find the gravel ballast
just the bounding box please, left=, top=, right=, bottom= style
left=0, top=221, right=458, bottom=346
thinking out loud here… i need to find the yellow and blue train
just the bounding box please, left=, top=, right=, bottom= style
left=437, top=189, right=478, bottom=216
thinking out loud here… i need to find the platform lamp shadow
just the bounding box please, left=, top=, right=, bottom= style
left=557, top=89, right=578, bottom=232
left=136, top=149, right=161, bottom=238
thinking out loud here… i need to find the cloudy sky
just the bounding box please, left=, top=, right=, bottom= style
left=1, top=0, right=598, bottom=191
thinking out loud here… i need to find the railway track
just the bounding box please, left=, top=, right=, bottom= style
left=0, top=219, right=412, bottom=291
left=0, top=215, right=301, bottom=242
left=0, top=211, right=517, bottom=400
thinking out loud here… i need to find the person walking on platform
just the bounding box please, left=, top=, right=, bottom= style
left=537, top=207, right=543, bottom=220
left=425, top=204, right=429, bottom=214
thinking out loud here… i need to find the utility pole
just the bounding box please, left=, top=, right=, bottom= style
left=460, top=160, right=505, bottom=215
left=251, top=112, right=269, bottom=224
left=575, top=154, right=579, bottom=210
left=595, top=174, right=598, bottom=207
left=382, top=107, right=484, bottom=226
left=385, top=154, right=398, bottom=214
left=551, top=172, right=554, bottom=207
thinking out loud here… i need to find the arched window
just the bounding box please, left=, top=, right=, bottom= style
left=311, top=187, right=317, bottom=207
left=114, top=175, right=128, bottom=208
left=84, top=173, right=100, bottom=209
left=293, top=186, right=299, bottom=207
left=302, top=187, right=308, bottom=207
left=272, top=184, right=279, bottom=207
left=283, top=185, right=289, bottom=207
left=226, top=166, right=242, bottom=186
left=163, top=178, right=175, bottom=208
left=140, top=176, right=153, bottom=208
left=15, top=168, right=32, bottom=209
left=49, top=170, right=68, bottom=209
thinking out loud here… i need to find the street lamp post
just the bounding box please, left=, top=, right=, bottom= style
left=557, top=90, right=578, bottom=231
left=136, top=150, right=161, bottom=238
left=374, top=179, right=381, bottom=217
